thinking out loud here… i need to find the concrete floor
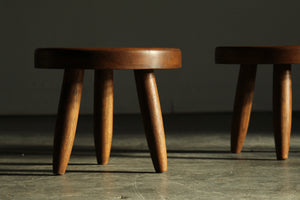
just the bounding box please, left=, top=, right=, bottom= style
left=0, top=113, right=300, bottom=199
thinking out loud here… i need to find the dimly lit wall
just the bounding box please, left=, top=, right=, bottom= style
left=1, top=0, right=300, bottom=114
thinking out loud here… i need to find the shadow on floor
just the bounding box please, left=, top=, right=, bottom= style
left=2, top=144, right=295, bottom=156
left=0, top=168, right=155, bottom=176
left=0, top=145, right=287, bottom=163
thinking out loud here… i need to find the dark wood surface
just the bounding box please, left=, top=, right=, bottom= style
left=216, top=45, right=294, bottom=160
left=273, top=64, right=292, bottom=160
left=231, top=65, right=257, bottom=153
left=215, top=46, right=300, bottom=64
left=53, top=69, right=84, bottom=175
left=94, top=69, right=114, bottom=165
left=135, top=70, right=167, bottom=173
left=35, top=48, right=182, bottom=69
left=37, top=47, right=181, bottom=174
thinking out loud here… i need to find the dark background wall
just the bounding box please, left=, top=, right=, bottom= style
left=1, top=0, right=300, bottom=114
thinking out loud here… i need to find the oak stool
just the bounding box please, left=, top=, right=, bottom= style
left=215, top=46, right=299, bottom=160
left=35, top=48, right=181, bottom=175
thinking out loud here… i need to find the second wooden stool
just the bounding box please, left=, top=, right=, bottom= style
left=215, top=46, right=298, bottom=160
left=35, top=48, right=182, bottom=175
left=215, top=46, right=300, bottom=160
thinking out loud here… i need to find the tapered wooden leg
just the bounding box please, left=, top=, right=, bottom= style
left=134, top=69, right=167, bottom=173
left=273, top=64, right=292, bottom=160
left=53, top=69, right=84, bottom=175
left=231, top=64, right=257, bottom=153
left=94, top=70, right=114, bottom=165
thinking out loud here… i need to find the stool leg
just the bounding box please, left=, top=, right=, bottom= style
left=273, top=64, right=292, bottom=160
left=94, top=70, right=114, bottom=165
left=231, top=64, right=257, bottom=153
left=134, top=69, right=167, bottom=173
left=53, top=69, right=84, bottom=175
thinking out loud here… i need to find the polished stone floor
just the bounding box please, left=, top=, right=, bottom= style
left=0, top=113, right=300, bottom=199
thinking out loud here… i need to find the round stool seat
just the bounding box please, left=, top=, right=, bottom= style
left=215, top=45, right=300, bottom=64
left=35, top=48, right=182, bottom=69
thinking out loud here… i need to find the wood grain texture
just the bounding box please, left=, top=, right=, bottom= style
left=231, top=65, right=257, bottom=153
left=215, top=46, right=300, bottom=64
left=53, top=69, right=84, bottom=175
left=134, top=70, right=167, bottom=173
left=94, top=70, right=114, bottom=165
left=273, top=64, right=292, bottom=160
left=35, top=47, right=181, bottom=174
left=35, top=48, right=182, bottom=69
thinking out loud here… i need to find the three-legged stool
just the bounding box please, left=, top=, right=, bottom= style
left=35, top=48, right=182, bottom=174
left=215, top=46, right=299, bottom=160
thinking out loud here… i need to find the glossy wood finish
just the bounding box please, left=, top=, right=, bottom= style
left=216, top=46, right=300, bottom=64
left=94, top=70, right=114, bottom=165
left=134, top=70, right=167, bottom=173
left=35, top=48, right=181, bottom=69
left=36, top=47, right=181, bottom=174
left=231, top=65, right=257, bottom=153
left=53, top=69, right=84, bottom=175
left=215, top=45, right=296, bottom=160
left=273, top=65, right=292, bottom=160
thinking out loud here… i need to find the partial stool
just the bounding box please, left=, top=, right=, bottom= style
left=215, top=46, right=299, bottom=160
left=35, top=48, right=181, bottom=174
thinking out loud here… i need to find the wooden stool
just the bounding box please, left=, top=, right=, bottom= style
left=35, top=48, right=182, bottom=175
left=215, top=46, right=299, bottom=160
